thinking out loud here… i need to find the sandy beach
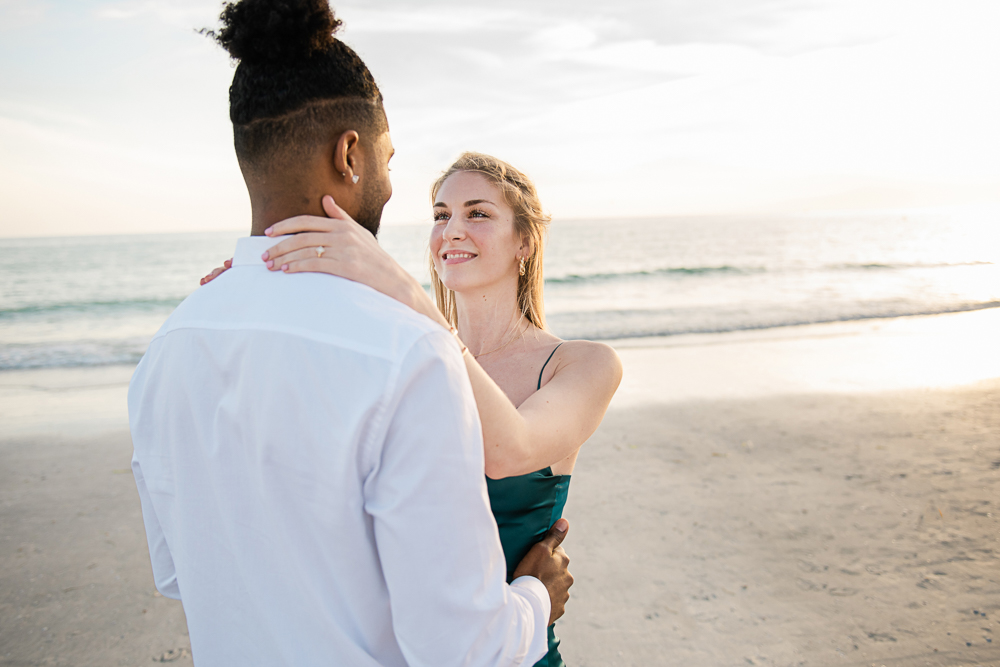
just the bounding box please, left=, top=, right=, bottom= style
left=2, top=309, right=998, bottom=666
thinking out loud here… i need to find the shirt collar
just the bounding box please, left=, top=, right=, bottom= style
left=231, top=235, right=292, bottom=268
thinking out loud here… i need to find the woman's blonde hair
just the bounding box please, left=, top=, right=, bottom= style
left=429, top=152, right=551, bottom=330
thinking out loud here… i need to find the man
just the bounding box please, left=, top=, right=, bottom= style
left=128, top=1, right=572, bottom=665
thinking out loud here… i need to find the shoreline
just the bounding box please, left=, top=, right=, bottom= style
left=584, top=300, right=1000, bottom=344
left=3, top=307, right=1000, bottom=440
left=609, top=306, right=1000, bottom=406
left=6, top=301, right=999, bottom=378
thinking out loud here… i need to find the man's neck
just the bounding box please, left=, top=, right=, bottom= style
left=248, top=191, right=327, bottom=236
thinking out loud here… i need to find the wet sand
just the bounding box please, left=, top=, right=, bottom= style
left=1, top=309, right=998, bottom=666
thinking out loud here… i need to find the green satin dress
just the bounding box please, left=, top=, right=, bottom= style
left=486, top=343, right=570, bottom=667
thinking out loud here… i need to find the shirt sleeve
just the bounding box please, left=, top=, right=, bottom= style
left=364, top=329, right=551, bottom=667
left=131, top=453, right=181, bottom=600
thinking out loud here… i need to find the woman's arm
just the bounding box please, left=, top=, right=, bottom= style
left=469, top=340, right=622, bottom=478
left=261, top=197, right=623, bottom=478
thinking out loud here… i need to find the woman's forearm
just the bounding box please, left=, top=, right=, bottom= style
left=403, top=279, right=452, bottom=329
left=462, top=355, right=532, bottom=479
left=396, top=277, right=536, bottom=477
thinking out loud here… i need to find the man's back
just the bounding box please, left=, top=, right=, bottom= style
left=129, top=237, right=550, bottom=666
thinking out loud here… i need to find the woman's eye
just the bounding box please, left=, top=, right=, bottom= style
left=469, top=209, right=489, bottom=219
left=433, top=212, right=450, bottom=223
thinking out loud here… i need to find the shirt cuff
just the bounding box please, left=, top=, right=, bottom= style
left=510, top=574, right=551, bottom=631
left=510, top=574, right=552, bottom=616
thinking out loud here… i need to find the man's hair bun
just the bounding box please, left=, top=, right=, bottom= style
left=207, top=0, right=385, bottom=182
left=210, top=0, right=342, bottom=65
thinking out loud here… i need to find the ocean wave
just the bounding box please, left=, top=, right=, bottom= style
left=0, top=297, right=184, bottom=318
left=546, top=265, right=758, bottom=284
left=548, top=301, right=1000, bottom=341
left=0, top=339, right=149, bottom=371
left=830, top=261, right=993, bottom=271
left=543, top=260, right=993, bottom=286
left=4, top=261, right=991, bottom=317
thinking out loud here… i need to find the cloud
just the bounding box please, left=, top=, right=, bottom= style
left=0, top=111, right=231, bottom=182
left=338, top=5, right=529, bottom=34
left=530, top=23, right=600, bottom=53
left=0, top=0, right=49, bottom=30
left=95, top=0, right=218, bottom=26
left=548, top=40, right=773, bottom=76
left=335, top=0, right=891, bottom=53
left=0, top=100, right=96, bottom=130
left=2, top=0, right=999, bottom=236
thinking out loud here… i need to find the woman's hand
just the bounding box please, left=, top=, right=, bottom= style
left=261, top=196, right=447, bottom=326
left=200, top=259, right=231, bottom=285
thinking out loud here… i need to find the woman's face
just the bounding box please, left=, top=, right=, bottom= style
left=429, top=171, right=523, bottom=295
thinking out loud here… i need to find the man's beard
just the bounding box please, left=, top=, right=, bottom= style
left=353, top=184, right=386, bottom=238
left=353, top=155, right=390, bottom=237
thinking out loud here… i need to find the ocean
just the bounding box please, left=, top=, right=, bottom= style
left=2, top=214, right=998, bottom=371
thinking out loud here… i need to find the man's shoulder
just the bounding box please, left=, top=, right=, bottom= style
left=156, top=270, right=442, bottom=363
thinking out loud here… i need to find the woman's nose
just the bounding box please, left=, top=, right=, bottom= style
left=442, top=216, right=466, bottom=240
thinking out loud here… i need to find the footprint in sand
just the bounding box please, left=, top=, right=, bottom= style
left=829, top=587, right=859, bottom=596
left=154, top=648, right=190, bottom=662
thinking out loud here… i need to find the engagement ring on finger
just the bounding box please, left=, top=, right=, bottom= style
left=316, top=246, right=325, bottom=258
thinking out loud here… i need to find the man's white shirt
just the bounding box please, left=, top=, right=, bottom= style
left=128, top=236, right=550, bottom=666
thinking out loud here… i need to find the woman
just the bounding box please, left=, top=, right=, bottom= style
left=204, top=152, right=622, bottom=666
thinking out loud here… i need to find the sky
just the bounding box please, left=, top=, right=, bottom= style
left=0, top=0, right=998, bottom=237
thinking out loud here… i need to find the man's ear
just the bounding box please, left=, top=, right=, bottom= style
left=332, top=130, right=361, bottom=184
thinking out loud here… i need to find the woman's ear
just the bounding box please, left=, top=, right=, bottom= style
left=519, top=233, right=535, bottom=260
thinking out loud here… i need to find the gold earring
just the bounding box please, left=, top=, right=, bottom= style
left=518, top=257, right=526, bottom=276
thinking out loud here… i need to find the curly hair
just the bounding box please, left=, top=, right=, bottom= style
left=204, top=0, right=386, bottom=168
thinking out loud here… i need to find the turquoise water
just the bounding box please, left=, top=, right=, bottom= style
left=2, top=213, right=998, bottom=370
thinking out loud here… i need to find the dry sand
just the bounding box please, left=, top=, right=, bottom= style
left=1, top=310, right=998, bottom=666
left=1, top=430, right=190, bottom=666
left=559, top=381, right=999, bottom=667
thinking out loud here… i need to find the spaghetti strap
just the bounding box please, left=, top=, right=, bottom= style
left=537, top=342, right=564, bottom=390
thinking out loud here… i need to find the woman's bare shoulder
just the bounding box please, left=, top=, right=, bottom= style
left=554, top=339, right=623, bottom=379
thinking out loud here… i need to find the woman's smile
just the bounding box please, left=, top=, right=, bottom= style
left=442, top=250, right=478, bottom=265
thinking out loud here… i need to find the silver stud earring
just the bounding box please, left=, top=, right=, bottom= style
left=352, top=175, right=360, bottom=184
